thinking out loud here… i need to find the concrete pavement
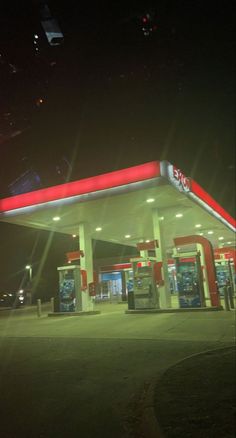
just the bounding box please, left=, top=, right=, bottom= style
left=0, top=303, right=235, bottom=437
left=0, top=301, right=235, bottom=341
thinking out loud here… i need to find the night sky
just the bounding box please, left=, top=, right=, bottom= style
left=0, top=1, right=235, bottom=293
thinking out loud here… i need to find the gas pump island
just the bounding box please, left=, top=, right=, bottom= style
left=127, top=251, right=206, bottom=311
left=129, top=257, right=160, bottom=310
left=58, top=265, right=81, bottom=312
left=56, top=265, right=99, bottom=315
left=174, top=252, right=206, bottom=308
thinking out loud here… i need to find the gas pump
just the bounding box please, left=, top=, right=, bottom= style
left=215, top=258, right=235, bottom=295
left=174, top=252, right=205, bottom=308
left=57, top=265, right=83, bottom=312
left=129, top=257, right=159, bottom=310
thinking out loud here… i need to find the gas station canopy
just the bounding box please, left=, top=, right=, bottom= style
left=0, top=160, right=235, bottom=253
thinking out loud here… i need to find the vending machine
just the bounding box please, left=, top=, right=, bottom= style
left=57, top=265, right=82, bottom=312
left=174, top=252, right=205, bottom=308
left=129, top=257, right=159, bottom=310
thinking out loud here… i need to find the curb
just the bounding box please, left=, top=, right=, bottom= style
left=48, top=311, right=101, bottom=316
left=125, top=306, right=223, bottom=314
left=140, top=345, right=236, bottom=438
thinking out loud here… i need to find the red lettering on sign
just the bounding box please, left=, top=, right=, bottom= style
left=172, top=166, right=190, bottom=191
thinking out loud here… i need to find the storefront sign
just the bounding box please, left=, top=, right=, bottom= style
left=167, top=164, right=191, bottom=192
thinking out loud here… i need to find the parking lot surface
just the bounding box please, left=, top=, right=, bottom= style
left=0, top=303, right=235, bottom=437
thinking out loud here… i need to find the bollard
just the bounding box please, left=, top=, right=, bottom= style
left=223, top=286, right=230, bottom=311
left=51, top=297, right=54, bottom=313
left=37, top=299, right=42, bottom=317
left=227, top=286, right=235, bottom=309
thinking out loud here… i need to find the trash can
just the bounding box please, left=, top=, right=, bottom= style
left=128, top=291, right=135, bottom=310
left=53, top=295, right=60, bottom=312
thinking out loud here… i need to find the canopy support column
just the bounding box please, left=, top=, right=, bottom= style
left=79, top=222, right=94, bottom=311
left=197, top=243, right=210, bottom=299
left=152, top=208, right=171, bottom=308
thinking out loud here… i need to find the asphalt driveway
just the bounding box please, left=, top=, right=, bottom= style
left=0, top=304, right=235, bottom=437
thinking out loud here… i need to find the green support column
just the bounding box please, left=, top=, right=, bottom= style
left=197, top=243, right=210, bottom=299
left=152, top=208, right=171, bottom=308
left=79, top=222, right=94, bottom=311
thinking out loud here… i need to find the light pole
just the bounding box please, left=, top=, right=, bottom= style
left=25, top=264, right=32, bottom=281
left=25, top=265, right=32, bottom=304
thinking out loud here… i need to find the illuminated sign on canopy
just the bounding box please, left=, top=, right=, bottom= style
left=167, top=164, right=191, bottom=192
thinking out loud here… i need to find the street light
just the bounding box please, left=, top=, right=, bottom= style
left=25, top=265, right=32, bottom=304
left=25, top=265, right=32, bottom=280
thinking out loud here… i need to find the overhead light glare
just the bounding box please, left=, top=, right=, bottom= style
left=125, top=234, right=131, bottom=238
left=95, top=227, right=102, bottom=231
left=145, top=240, right=150, bottom=243
left=207, top=230, right=214, bottom=234
left=72, top=234, right=77, bottom=238
left=218, top=236, right=224, bottom=240
left=227, top=241, right=232, bottom=245
left=175, top=213, right=183, bottom=218
left=195, top=224, right=202, bottom=228
left=159, top=216, right=164, bottom=221
left=146, top=198, right=155, bottom=203
left=53, top=216, right=60, bottom=221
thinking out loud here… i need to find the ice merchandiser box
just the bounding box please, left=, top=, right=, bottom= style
left=57, top=265, right=82, bottom=312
